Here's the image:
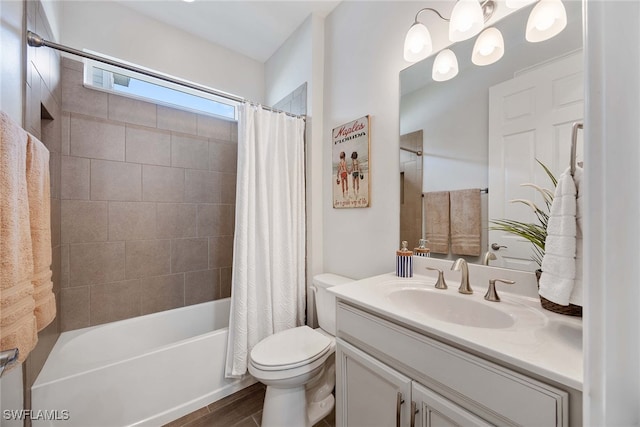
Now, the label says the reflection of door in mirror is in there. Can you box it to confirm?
[400,130,423,248]
[489,51,583,272]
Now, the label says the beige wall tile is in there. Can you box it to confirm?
[156,203,197,238]
[209,235,234,269]
[70,115,125,161]
[50,197,61,247]
[108,202,156,241]
[60,287,90,331]
[49,151,61,199]
[125,126,171,166]
[61,155,89,200]
[51,245,61,294]
[185,270,218,305]
[197,204,234,237]
[142,165,184,202]
[91,159,142,201]
[140,274,185,314]
[61,200,108,243]
[69,242,125,286]
[62,68,108,118]
[61,244,69,288]
[185,170,221,203]
[220,173,237,204]
[220,267,232,298]
[196,115,232,141]
[209,140,237,173]
[157,105,196,134]
[90,279,141,325]
[125,239,171,279]
[171,134,209,170]
[171,238,209,273]
[108,95,157,128]
[61,112,70,155]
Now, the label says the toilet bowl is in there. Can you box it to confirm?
[248,274,353,427]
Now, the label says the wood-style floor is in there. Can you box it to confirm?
[163,383,336,427]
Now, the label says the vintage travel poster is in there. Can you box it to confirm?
[332,115,370,208]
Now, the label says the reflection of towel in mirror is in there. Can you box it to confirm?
[424,191,450,254]
[450,189,481,256]
[539,167,583,306]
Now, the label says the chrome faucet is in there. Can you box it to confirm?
[484,278,516,302]
[482,251,497,266]
[451,258,472,294]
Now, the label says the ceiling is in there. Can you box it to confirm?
[115,0,341,63]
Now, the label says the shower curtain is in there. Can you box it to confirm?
[225,104,306,378]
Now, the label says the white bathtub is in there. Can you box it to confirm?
[31,299,255,427]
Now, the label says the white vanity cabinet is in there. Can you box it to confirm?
[335,301,571,427]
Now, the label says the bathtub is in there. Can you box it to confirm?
[31,299,255,427]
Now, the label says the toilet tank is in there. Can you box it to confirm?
[313,273,353,335]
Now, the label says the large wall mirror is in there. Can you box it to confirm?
[400,1,583,271]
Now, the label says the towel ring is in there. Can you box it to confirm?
[570,122,583,177]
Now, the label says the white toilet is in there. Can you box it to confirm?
[248,273,353,427]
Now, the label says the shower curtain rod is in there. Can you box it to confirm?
[26,31,306,120]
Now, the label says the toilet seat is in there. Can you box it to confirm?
[250,326,332,371]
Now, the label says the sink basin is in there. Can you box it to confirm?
[386,288,515,329]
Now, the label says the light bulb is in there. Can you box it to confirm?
[404,22,433,62]
[526,0,567,42]
[432,49,459,82]
[449,0,484,42]
[472,27,504,66]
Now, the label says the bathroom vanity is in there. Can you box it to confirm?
[329,272,582,427]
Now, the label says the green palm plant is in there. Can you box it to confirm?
[490,160,557,267]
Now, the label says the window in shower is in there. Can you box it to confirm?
[83,51,238,120]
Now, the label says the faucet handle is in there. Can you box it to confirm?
[484,278,515,302]
[425,267,448,290]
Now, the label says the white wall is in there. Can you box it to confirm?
[265,14,325,325]
[323,1,425,279]
[0,0,24,124]
[60,1,265,103]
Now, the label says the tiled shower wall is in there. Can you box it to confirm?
[59,58,238,331]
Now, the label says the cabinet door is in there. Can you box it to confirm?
[412,382,492,427]
[336,339,412,427]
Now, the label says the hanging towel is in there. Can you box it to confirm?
[424,191,450,254]
[539,167,580,306]
[450,188,481,256]
[0,112,37,365]
[26,134,56,330]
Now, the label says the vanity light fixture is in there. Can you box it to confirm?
[404,0,568,82]
[525,0,567,42]
[472,27,504,66]
[432,49,459,81]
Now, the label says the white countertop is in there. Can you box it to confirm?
[329,272,583,391]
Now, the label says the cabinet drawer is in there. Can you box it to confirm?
[337,302,568,426]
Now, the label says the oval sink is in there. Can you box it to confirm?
[386,288,515,329]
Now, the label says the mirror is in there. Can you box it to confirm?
[399,1,582,268]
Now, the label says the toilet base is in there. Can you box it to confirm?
[308,394,335,426]
[261,384,309,427]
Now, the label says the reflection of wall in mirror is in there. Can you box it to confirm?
[399,0,582,266]
[400,130,423,248]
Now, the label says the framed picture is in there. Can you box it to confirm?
[332,115,370,208]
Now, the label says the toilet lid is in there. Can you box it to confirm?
[250,326,332,371]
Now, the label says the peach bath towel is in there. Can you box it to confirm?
[27,134,56,330]
[0,112,37,365]
[450,189,481,256]
[424,191,450,254]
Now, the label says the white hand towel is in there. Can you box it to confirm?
[569,166,583,305]
[539,167,580,306]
